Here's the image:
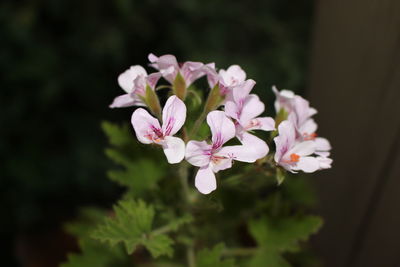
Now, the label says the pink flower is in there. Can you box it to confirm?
[185,111,259,194]
[110,65,161,108]
[148,53,214,88]
[224,80,275,160]
[274,120,321,173]
[272,86,317,120]
[208,65,247,95]
[131,95,186,164]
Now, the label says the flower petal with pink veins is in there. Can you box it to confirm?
[185,141,212,167]
[274,120,296,162]
[162,136,185,164]
[232,79,256,105]
[218,143,264,163]
[239,94,265,125]
[207,111,235,148]
[195,166,217,194]
[162,96,186,136]
[224,101,239,121]
[131,108,161,144]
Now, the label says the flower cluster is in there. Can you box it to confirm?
[110,54,332,194]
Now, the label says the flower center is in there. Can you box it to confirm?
[145,125,164,143]
[290,153,300,163]
[245,119,260,130]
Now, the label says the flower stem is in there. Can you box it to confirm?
[177,162,196,267]
[189,110,207,138]
[178,162,191,205]
[187,245,196,267]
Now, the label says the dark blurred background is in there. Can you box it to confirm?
[2,0,400,266]
[0,1,313,266]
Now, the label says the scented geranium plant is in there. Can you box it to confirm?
[62,54,332,267]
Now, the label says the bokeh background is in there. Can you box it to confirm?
[1,1,313,265]
[2,0,400,266]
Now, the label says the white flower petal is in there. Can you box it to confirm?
[162,136,185,164]
[162,96,187,136]
[185,141,212,167]
[195,166,217,194]
[131,108,161,144]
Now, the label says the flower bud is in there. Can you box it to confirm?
[144,85,161,118]
[204,84,224,113]
[173,72,187,100]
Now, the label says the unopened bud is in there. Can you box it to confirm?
[173,72,187,100]
[204,84,224,113]
[144,85,161,118]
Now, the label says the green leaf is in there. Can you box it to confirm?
[142,234,174,258]
[62,207,129,267]
[247,250,291,267]
[101,121,133,147]
[249,216,323,252]
[92,199,191,258]
[246,216,323,267]
[196,243,236,267]
[64,207,107,238]
[92,199,154,254]
[61,239,128,267]
[107,159,163,196]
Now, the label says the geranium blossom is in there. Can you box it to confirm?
[131,95,186,164]
[185,111,259,194]
[224,80,275,160]
[273,86,332,170]
[148,53,214,88]
[274,120,320,173]
[207,65,247,95]
[110,65,161,108]
[272,86,317,119]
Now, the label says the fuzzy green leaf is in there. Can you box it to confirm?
[101,121,133,147]
[107,159,163,196]
[62,207,129,267]
[246,216,323,267]
[196,243,236,267]
[249,216,323,252]
[247,250,290,267]
[61,239,128,267]
[92,199,191,258]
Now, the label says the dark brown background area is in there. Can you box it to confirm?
[309,0,400,266]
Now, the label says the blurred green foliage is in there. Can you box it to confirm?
[62,122,322,266]
[0,0,312,265]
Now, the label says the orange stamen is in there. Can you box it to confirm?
[290,153,300,163]
[303,132,318,140]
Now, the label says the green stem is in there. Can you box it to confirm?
[178,162,190,205]
[189,110,207,138]
[187,245,196,267]
[177,162,196,267]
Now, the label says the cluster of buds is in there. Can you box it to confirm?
[110,54,332,194]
